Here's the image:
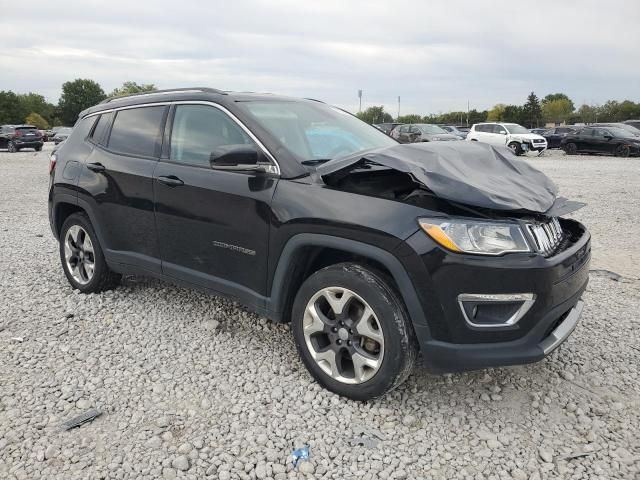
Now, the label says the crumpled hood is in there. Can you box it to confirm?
[317,141,583,215]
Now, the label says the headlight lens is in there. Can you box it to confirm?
[419,219,531,255]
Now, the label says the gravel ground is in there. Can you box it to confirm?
[0,145,638,480]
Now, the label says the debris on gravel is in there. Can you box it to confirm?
[0,146,638,479]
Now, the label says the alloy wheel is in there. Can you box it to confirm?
[7,142,16,153]
[302,287,384,384]
[64,225,96,285]
[615,144,630,157]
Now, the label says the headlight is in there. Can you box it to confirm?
[433,137,441,141]
[419,219,531,255]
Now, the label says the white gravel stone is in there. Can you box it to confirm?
[171,455,190,471]
[0,146,638,479]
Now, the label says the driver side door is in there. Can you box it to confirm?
[153,103,278,304]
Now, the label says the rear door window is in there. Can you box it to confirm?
[91,112,114,145]
[107,106,166,157]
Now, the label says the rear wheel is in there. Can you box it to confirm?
[7,141,16,153]
[292,263,417,400]
[59,213,121,293]
[564,142,577,155]
[614,144,630,157]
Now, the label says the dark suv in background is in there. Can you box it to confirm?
[0,124,43,152]
[49,88,590,400]
[561,126,640,157]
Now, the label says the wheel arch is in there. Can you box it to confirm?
[268,234,432,343]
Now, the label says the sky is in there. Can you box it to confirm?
[1,0,639,116]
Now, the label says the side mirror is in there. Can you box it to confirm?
[210,145,265,171]
[499,131,507,135]
[604,135,613,140]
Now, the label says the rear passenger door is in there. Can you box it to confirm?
[77,105,168,274]
[153,103,278,305]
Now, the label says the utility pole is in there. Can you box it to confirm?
[397,96,401,120]
[358,90,362,113]
[466,100,470,126]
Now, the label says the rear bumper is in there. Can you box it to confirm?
[14,140,43,148]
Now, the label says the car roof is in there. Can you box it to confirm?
[79,87,322,119]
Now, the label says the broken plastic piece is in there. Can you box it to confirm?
[291,445,310,467]
[61,409,102,431]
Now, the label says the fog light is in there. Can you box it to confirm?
[457,293,535,328]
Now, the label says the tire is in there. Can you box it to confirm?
[59,213,121,293]
[564,142,577,155]
[507,142,522,155]
[614,144,630,158]
[35,145,42,152]
[291,263,418,401]
[7,141,16,153]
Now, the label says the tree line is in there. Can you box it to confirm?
[2,80,638,130]
[0,80,156,129]
[356,92,640,128]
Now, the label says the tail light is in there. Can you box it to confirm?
[49,153,57,174]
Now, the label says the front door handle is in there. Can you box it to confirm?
[87,162,105,172]
[157,175,184,187]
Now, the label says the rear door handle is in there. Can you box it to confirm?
[157,175,184,187]
[87,162,105,172]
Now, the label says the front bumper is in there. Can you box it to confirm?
[400,218,590,372]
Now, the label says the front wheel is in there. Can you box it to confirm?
[7,141,16,153]
[59,213,121,293]
[35,145,42,152]
[507,142,523,155]
[291,263,418,400]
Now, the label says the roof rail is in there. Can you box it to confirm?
[100,87,226,104]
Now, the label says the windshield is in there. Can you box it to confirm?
[417,124,447,134]
[240,101,397,163]
[504,124,530,134]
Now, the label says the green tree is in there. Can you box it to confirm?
[25,112,49,129]
[18,93,55,124]
[502,105,526,124]
[0,91,25,124]
[543,93,575,112]
[57,79,106,125]
[487,104,506,121]
[355,106,393,124]
[523,92,542,128]
[542,99,574,125]
[396,114,423,124]
[109,81,157,98]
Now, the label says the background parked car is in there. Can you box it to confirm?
[529,128,548,135]
[561,126,640,157]
[623,119,640,131]
[466,122,547,155]
[592,123,640,137]
[0,124,44,152]
[390,124,459,143]
[373,122,403,135]
[52,127,73,145]
[543,126,581,149]
[440,125,468,139]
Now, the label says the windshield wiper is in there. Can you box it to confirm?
[301,159,332,166]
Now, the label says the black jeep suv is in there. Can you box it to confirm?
[49,88,590,400]
[0,124,44,152]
